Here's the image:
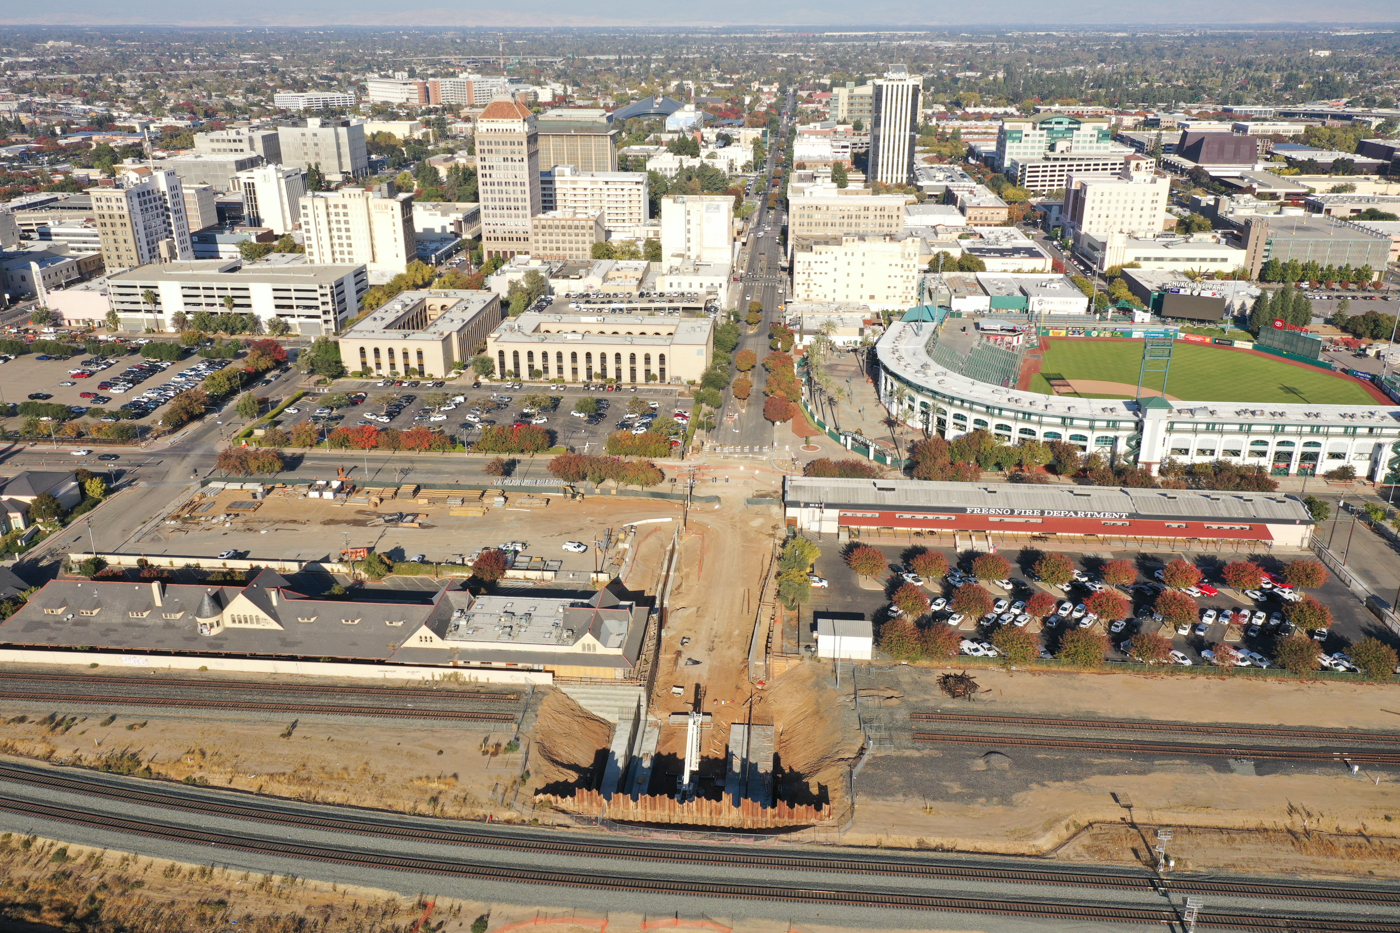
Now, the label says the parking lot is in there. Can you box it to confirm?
[0,347,259,435]
[807,541,1379,670]
[320,379,693,452]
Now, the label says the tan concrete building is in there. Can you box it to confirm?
[487,311,712,384]
[300,185,414,277]
[529,209,605,260]
[89,168,194,272]
[182,184,219,233]
[338,289,504,378]
[788,184,909,248]
[792,235,922,313]
[477,98,541,259]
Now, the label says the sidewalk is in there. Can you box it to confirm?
[806,349,923,461]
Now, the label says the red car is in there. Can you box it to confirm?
[1197,583,1219,597]
[79,392,96,399]
[72,371,92,378]
[1263,572,1293,590]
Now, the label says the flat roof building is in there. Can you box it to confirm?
[784,476,1315,548]
[105,259,365,335]
[338,289,504,378]
[486,310,712,384]
[529,209,605,261]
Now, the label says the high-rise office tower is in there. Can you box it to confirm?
[869,67,922,186]
[476,98,541,259]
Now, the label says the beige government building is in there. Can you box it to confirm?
[486,312,712,384]
[338,290,504,378]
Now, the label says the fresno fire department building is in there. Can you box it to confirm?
[784,477,1315,550]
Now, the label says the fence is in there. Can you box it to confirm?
[1311,524,1400,637]
[798,398,906,470]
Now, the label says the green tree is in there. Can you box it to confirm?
[830,162,848,188]
[359,551,392,581]
[1248,289,1273,335]
[591,241,616,260]
[1302,495,1331,524]
[1349,637,1399,680]
[1057,628,1109,668]
[991,626,1039,667]
[83,476,107,500]
[643,238,662,262]
[573,396,601,416]
[300,337,345,379]
[471,355,495,378]
[236,392,261,419]
[1272,632,1320,675]
[1034,552,1074,588]
[28,492,63,522]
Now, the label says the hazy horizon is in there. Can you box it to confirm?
[2,1,1399,29]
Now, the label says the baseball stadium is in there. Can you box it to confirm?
[876,306,1400,480]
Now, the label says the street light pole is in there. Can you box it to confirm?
[1343,510,1360,566]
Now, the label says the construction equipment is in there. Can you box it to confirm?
[562,484,585,501]
[340,547,369,561]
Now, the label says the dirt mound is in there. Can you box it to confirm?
[766,662,864,805]
[529,690,614,795]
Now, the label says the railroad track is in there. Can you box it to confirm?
[0,691,516,723]
[912,732,1400,765]
[911,712,1400,746]
[0,793,1396,930]
[0,671,519,703]
[1,763,1396,908]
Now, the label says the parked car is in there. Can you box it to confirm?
[1168,650,1193,666]
[901,572,924,586]
[808,575,829,588]
[562,541,589,553]
[217,549,239,559]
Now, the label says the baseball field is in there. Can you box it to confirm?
[1025,338,1383,406]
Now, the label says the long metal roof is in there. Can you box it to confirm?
[783,476,1312,524]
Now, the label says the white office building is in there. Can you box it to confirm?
[235,164,307,236]
[551,166,649,234]
[792,235,922,312]
[869,67,922,186]
[300,185,415,277]
[660,195,733,265]
[276,118,368,182]
[1063,158,1171,268]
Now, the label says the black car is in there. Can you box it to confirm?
[27,392,52,400]
[97,454,119,461]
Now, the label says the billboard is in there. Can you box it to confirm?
[1160,292,1227,323]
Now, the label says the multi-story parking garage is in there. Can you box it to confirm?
[875,309,1400,480]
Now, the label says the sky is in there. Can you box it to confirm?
[3,0,1399,28]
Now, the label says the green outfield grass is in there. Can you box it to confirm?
[1028,339,1380,406]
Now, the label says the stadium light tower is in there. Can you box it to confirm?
[1137,332,1176,400]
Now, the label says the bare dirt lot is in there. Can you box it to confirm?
[0,706,524,820]
[646,503,789,794]
[129,484,693,574]
[843,664,1400,876]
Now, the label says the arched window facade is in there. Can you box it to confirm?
[658,353,666,383]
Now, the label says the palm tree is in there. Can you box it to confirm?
[141,288,158,332]
[222,295,236,314]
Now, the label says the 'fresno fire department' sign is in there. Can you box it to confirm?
[966,507,1131,519]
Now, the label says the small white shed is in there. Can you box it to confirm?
[814,615,873,661]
